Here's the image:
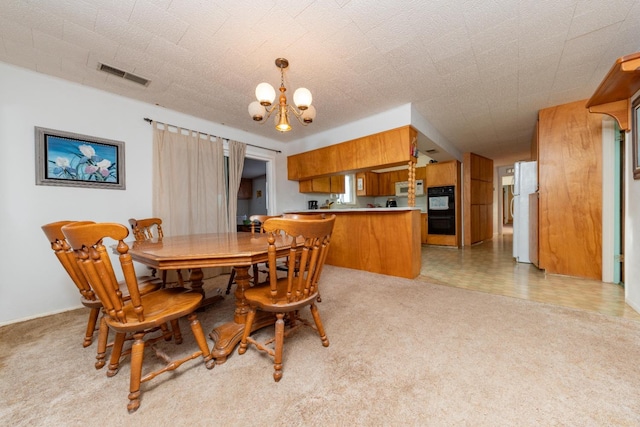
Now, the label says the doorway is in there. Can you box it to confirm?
[236,158,268,223]
[502,176,514,225]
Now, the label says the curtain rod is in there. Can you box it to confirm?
[143,117,282,154]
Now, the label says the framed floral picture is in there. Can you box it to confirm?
[35,127,125,190]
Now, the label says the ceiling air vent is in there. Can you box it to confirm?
[426,149,438,154]
[98,63,150,87]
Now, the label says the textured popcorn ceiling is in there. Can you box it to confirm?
[1,0,639,166]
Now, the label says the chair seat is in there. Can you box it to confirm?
[104,288,203,333]
[244,279,318,312]
[135,276,164,292]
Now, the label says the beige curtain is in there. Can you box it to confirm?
[152,123,229,235]
[227,140,246,233]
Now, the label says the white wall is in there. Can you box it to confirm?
[0,62,287,324]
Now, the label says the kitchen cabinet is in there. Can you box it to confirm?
[355,126,417,171]
[355,172,379,196]
[330,175,345,193]
[421,213,428,244]
[299,175,345,194]
[288,208,421,279]
[238,178,252,199]
[377,169,409,196]
[287,125,416,181]
[463,153,493,246]
[425,160,458,187]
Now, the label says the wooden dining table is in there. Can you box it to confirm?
[127,231,294,364]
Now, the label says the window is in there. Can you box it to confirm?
[337,173,356,205]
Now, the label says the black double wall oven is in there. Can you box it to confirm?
[427,186,456,235]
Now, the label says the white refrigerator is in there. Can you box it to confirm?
[511,161,537,263]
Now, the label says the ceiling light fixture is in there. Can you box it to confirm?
[248,58,316,132]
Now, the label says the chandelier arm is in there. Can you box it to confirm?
[287,105,310,126]
[254,105,277,124]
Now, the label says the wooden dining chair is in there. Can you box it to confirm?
[225,214,281,294]
[238,214,336,381]
[42,220,165,369]
[62,222,214,412]
[281,213,327,302]
[128,217,185,287]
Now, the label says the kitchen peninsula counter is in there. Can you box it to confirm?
[287,207,421,279]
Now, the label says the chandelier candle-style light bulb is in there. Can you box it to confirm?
[248,57,316,132]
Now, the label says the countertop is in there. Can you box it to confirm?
[287,207,422,213]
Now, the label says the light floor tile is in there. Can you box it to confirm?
[420,230,640,321]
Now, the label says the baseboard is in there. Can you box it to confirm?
[0,305,82,327]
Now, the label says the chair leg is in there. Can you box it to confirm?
[225,269,236,295]
[84,308,100,347]
[238,308,257,355]
[176,270,185,287]
[107,332,126,377]
[252,264,259,286]
[169,319,183,344]
[309,303,329,347]
[273,312,285,382]
[95,314,109,369]
[187,313,215,369]
[161,270,168,287]
[127,332,145,413]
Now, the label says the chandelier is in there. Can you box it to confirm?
[248,58,316,132]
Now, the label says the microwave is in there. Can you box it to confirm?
[395,180,424,197]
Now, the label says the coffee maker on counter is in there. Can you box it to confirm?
[308,200,318,210]
[386,198,397,207]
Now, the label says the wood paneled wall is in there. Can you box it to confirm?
[538,99,602,280]
[463,153,493,246]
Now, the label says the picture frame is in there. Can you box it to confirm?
[35,126,125,190]
[633,96,640,180]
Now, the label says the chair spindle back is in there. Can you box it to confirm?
[63,222,146,324]
[263,215,335,304]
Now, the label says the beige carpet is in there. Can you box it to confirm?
[2,266,640,426]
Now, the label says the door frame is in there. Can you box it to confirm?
[602,117,624,284]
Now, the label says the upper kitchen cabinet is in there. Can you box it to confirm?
[356,126,417,171]
[299,175,345,194]
[377,169,409,196]
[425,160,459,187]
[287,125,417,181]
[355,171,379,197]
[288,140,356,180]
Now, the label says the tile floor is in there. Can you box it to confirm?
[420,227,640,321]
